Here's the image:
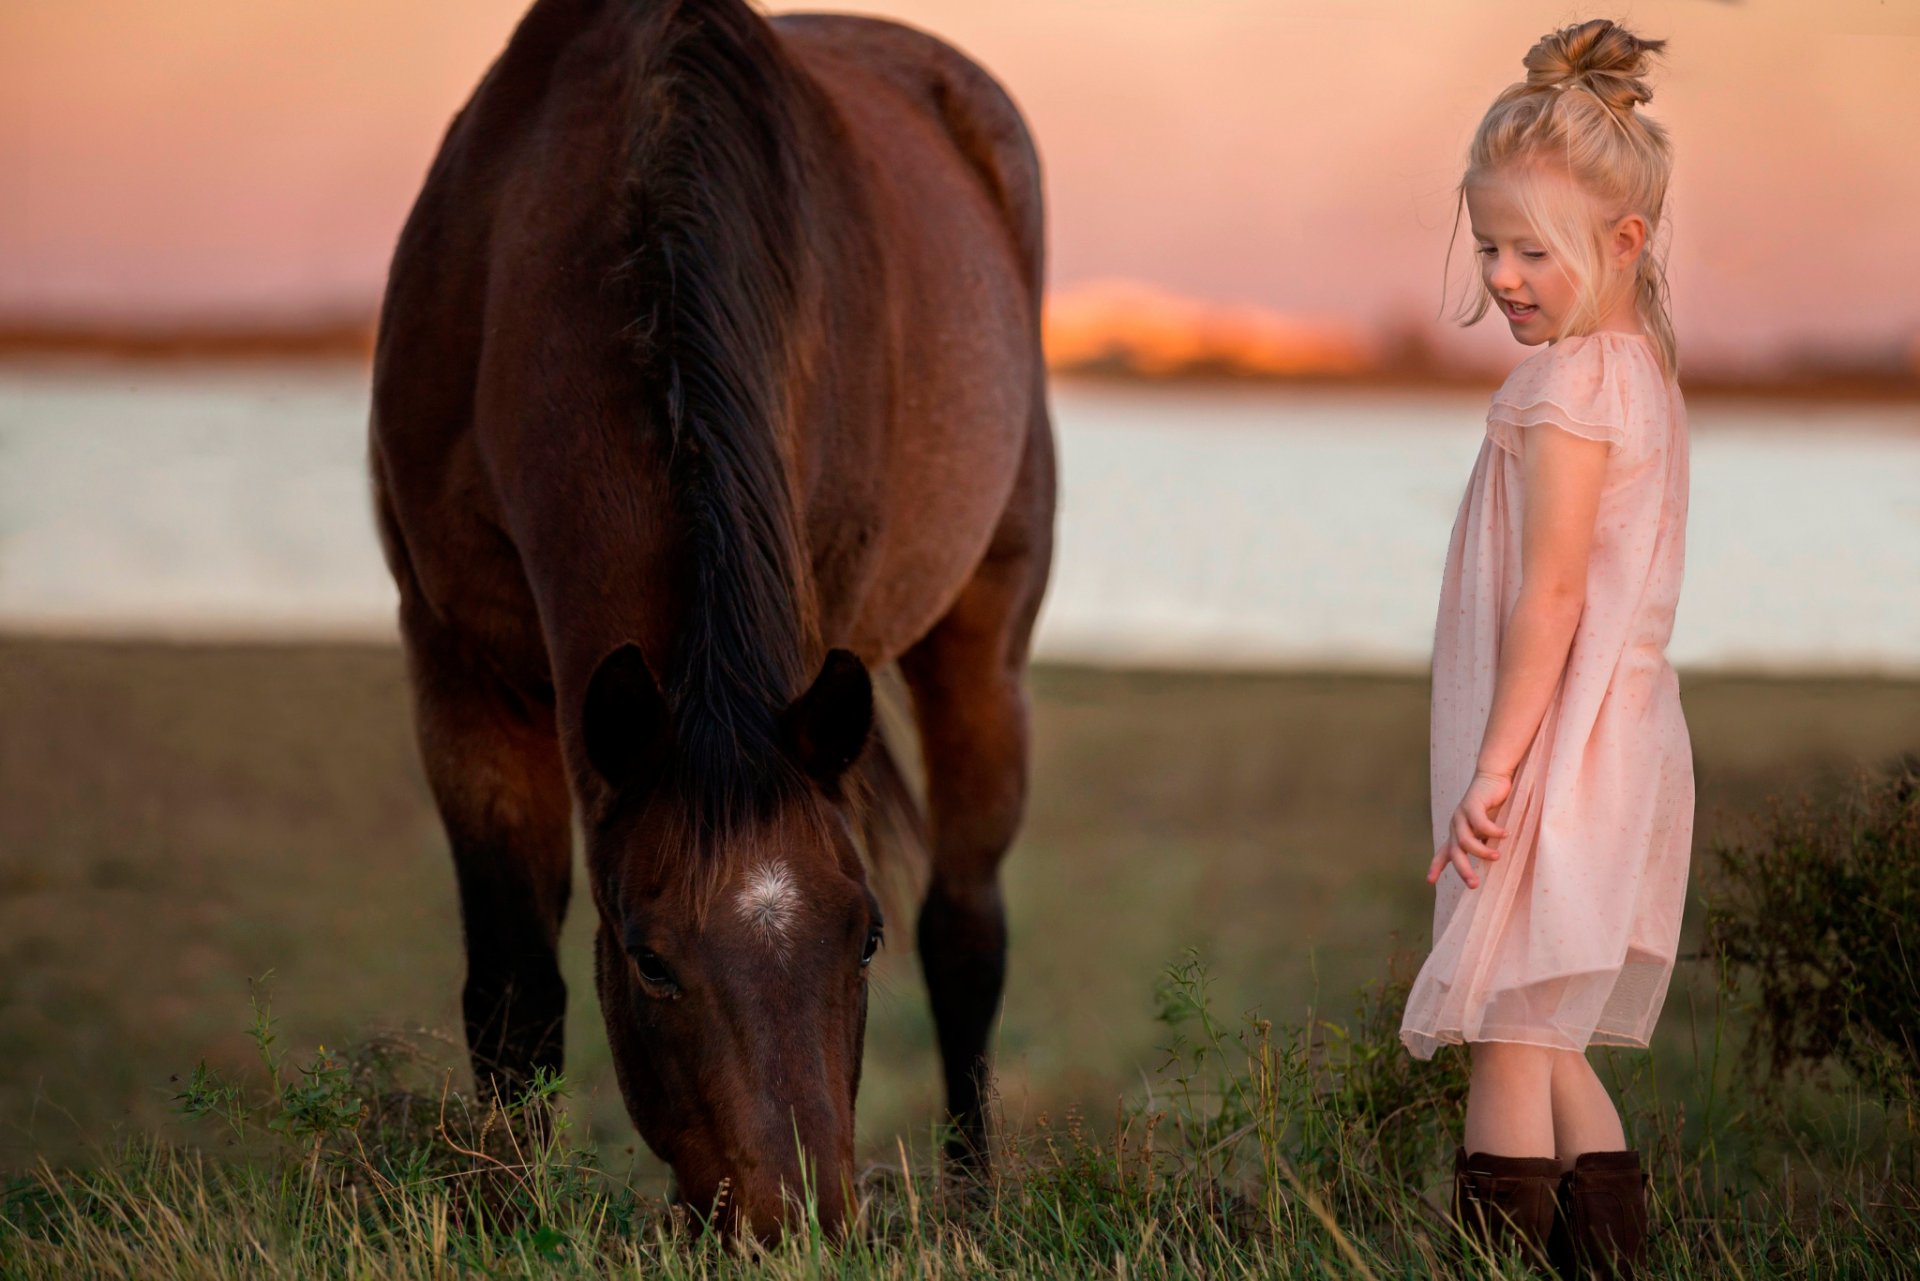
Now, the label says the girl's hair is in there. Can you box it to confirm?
[1449,19,1679,379]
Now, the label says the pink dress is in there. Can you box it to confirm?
[1400,331,1694,1060]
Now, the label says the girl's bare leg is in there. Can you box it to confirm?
[1549,1049,1627,1160]
[1463,1041,1557,1156]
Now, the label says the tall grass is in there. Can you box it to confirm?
[5,765,1918,1278]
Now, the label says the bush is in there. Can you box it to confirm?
[1708,755,1920,1099]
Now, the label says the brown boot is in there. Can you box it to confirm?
[1452,1147,1560,1269]
[1550,1150,1648,1280]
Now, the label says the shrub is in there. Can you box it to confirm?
[1708,755,1920,1100]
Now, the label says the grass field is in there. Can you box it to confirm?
[2,638,1917,1275]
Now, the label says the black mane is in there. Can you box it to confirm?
[616,0,818,851]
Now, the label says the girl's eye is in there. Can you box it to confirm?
[1476,246,1497,256]
[1522,250,1548,261]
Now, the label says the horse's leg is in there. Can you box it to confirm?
[898,414,1054,1172]
[401,603,573,1116]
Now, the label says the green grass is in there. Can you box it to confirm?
[6,642,1917,1175]
[2,948,1915,1278]
[3,641,1919,1274]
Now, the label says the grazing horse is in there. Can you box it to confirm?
[369,0,1052,1237]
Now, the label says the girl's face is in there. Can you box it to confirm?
[1465,165,1648,346]
[1465,168,1578,345]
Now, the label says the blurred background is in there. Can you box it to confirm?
[3,0,1917,1183]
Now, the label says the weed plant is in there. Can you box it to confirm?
[1709,755,1920,1102]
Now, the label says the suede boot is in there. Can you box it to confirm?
[1549,1149,1648,1280]
[1452,1147,1561,1269]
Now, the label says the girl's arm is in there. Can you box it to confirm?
[1480,426,1610,775]
[1428,425,1610,889]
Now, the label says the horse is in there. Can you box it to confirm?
[368,0,1052,1237]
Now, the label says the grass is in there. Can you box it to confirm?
[7,641,1919,1175]
[3,640,1919,1274]
[2,940,1915,1278]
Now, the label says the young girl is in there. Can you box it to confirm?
[1398,19,1691,1277]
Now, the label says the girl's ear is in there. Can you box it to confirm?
[1611,213,1649,269]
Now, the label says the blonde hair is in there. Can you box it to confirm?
[1448,19,1679,379]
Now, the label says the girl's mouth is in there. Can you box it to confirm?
[1500,299,1539,322]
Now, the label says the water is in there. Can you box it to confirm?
[3,361,1916,673]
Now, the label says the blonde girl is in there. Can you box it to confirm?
[1399,19,1692,1277]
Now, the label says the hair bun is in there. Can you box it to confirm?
[1524,18,1665,112]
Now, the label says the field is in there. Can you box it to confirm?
[3,638,1917,1274]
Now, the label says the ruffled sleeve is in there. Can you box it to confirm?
[1486,333,1636,457]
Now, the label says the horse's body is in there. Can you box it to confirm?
[370,0,1052,1235]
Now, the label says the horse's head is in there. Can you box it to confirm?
[577,642,881,1238]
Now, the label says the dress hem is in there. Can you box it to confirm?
[1399,1025,1655,1062]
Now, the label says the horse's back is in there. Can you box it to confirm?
[774,14,1044,297]
[774,14,1052,657]
[375,3,1051,680]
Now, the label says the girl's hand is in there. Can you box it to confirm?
[1426,770,1513,889]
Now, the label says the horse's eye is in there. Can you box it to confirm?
[860,926,883,967]
[630,948,678,993]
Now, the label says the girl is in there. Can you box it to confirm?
[1398,19,1692,1277]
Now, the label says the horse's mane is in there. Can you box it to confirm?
[616,0,821,864]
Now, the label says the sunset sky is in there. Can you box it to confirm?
[4,0,1917,372]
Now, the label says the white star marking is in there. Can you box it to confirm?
[736,862,798,947]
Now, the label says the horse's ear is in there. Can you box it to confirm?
[780,648,873,784]
[582,643,671,788]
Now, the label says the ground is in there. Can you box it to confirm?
[3,637,1915,1184]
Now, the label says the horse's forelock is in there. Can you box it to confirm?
[642,772,843,929]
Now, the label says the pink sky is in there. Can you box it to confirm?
[5,0,1917,371]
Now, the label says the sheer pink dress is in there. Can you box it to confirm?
[1400,330,1694,1060]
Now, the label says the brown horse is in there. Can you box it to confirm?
[369,0,1052,1237]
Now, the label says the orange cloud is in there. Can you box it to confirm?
[1045,280,1373,380]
